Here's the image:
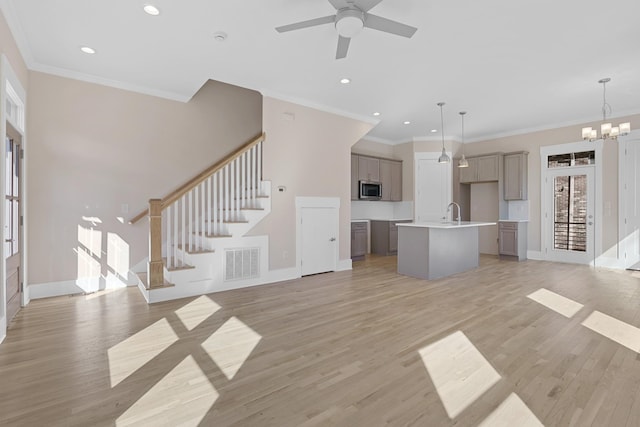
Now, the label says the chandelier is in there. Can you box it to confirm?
[582,78,630,141]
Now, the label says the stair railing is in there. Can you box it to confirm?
[130,132,265,288]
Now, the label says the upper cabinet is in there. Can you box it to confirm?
[503,152,528,200]
[358,156,380,182]
[459,154,502,183]
[380,159,402,201]
[351,154,402,201]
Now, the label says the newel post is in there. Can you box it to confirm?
[147,199,164,288]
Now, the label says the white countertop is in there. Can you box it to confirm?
[397,221,496,229]
[498,219,529,222]
[351,218,413,222]
[351,219,370,223]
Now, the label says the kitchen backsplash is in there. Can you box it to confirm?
[351,201,414,220]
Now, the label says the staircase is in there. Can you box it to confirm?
[130,133,271,303]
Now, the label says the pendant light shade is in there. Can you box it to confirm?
[581,78,631,141]
[437,102,450,164]
[458,111,469,168]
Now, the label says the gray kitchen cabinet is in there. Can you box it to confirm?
[351,154,359,200]
[351,221,367,260]
[504,152,528,200]
[358,156,380,182]
[459,154,501,183]
[498,221,527,261]
[380,159,403,201]
[371,220,412,255]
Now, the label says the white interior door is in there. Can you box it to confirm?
[301,207,338,276]
[545,166,595,264]
[621,137,640,268]
[415,153,452,222]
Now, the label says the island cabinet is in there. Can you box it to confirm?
[351,221,368,261]
[503,152,528,200]
[371,220,412,255]
[459,154,502,183]
[379,159,402,201]
[498,221,527,261]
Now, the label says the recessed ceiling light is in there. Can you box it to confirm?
[373,112,381,116]
[213,32,227,42]
[340,78,351,84]
[431,129,438,133]
[403,121,411,125]
[80,46,96,54]
[143,4,160,15]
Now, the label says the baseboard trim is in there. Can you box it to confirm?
[29,280,86,300]
[337,259,352,272]
[0,316,6,344]
[527,250,544,261]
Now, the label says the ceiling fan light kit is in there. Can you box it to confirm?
[275,0,417,59]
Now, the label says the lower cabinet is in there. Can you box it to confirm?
[371,220,412,256]
[498,221,527,261]
[351,222,367,260]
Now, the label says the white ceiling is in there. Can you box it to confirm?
[2,0,640,144]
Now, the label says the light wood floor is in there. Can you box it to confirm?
[2,256,640,426]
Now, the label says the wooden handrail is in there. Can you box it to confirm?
[129,132,265,224]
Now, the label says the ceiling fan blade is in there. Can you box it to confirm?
[336,36,351,59]
[276,15,335,33]
[328,0,349,10]
[354,0,384,12]
[364,14,417,38]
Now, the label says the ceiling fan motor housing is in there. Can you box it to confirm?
[335,7,365,38]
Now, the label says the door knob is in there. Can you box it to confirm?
[329,237,336,242]
[588,222,593,225]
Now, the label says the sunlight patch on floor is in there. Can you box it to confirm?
[419,330,501,419]
[108,318,179,387]
[478,393,543,427]
[201,316,261,380]
[527,288,584,318]
[175,295,221,331]
[582,311,640,353]
[116,355,218,427]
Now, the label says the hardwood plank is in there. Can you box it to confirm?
[1,255,640,426]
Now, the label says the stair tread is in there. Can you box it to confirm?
[136,272,175,290]
[176,245,215,254]
[162,258,195,271]
[193,232,233,238]
[220,207,265,211]
[206,219,249,224]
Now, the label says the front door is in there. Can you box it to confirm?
[300,207,338,276]
[5,135,21,322]
[546,166,595,264]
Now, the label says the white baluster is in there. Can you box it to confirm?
[242,151,247,208]
[195,186,200,250]
[188,190,193,252]
[213,173,218,236]
[231,159,235,223]
[173,202,178,265]
[258,141,262,195]
[181,195,185,265]
[207,177,212,240]
[225,165,230,224]
[201,182,205,243]
[166,206,172,268]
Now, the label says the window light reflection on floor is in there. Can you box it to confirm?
[116,355,218,427]
[419,330,501,419]
[175,295,221,331]
[582,311,640,353]
[478,393,543,427]
[527,288,584,318]
[201,316,262,380]
[108,318,179,387]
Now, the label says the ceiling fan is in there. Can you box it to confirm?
[275,0,418,59]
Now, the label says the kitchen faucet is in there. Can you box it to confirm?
[447,202,461,225]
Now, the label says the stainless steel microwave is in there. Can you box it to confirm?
[359,181,382,199]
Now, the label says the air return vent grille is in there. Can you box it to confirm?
[224,248,259,281]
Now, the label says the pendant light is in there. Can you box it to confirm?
[581,77,631,141]
[437,102,450,164]
[458,111,469,168]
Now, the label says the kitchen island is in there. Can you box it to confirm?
[397,221,496,280]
